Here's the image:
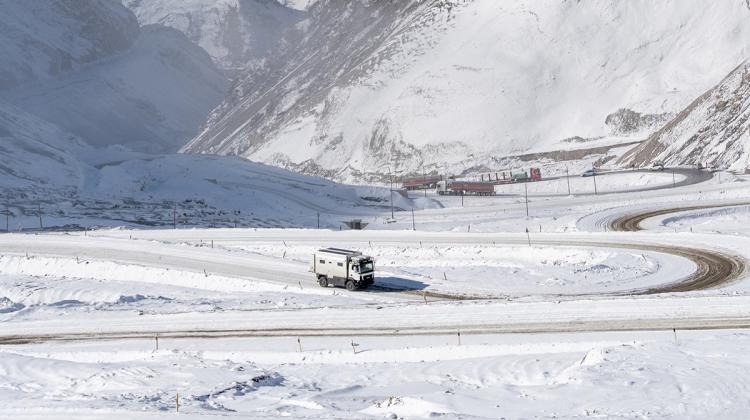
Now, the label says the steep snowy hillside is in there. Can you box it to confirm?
[0,0,138,90]
[0,100,90,190]
[277,0,317,11]
[184,0,750,181]
[122,0,303,72]
[2,24,228,153]
[0,100,416,230]
[621,62,750,171]
[0,0,229,153]
[0,98,415,229]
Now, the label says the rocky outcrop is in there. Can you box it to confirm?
[605,109,672,136]
[620,62,750,170]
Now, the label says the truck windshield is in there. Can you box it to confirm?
[359,261,374,273]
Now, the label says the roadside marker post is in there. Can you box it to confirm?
[525,227,531,247]
[524,183,529,217]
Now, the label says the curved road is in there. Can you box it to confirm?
[1,195,749,344]
[522,168,713,198]
[608,203,748,292]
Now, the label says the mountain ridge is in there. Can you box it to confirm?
[182,0,750,180]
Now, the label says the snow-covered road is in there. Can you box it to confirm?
[4,170,750,418]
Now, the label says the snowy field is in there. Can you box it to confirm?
[4,329,750,418]
[4,170,750,418]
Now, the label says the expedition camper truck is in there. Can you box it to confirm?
[311,248,375,291]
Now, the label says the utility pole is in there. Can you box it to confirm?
[317,212,320,229]
[389,168,394,220]
[592,166,598,195]
[565,166,571,196]
[524,182,529,217]
[5,206,8,233]
[672,168,676,186]
[37,203,43,229]
[424,169,428,198]
[411,208,416,231]
[461,191,464,207]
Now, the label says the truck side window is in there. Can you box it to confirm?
[337,262,343,267]
[319,260,325,264]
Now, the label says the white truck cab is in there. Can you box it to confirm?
[311,248,375,291]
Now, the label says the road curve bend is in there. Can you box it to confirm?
[609,203,747,292]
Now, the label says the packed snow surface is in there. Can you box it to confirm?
[643,205,750,235]
[3,170,750,418]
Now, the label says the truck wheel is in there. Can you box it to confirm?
[318,276,328,287]
[345,280,357,291]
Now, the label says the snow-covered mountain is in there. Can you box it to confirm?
[276,0,317,11]
[0,0,425,229]
[122,0,304,73]
[0,0,228,153]
[2,25,228,153]
[183,0,750,180]
[620,61,750,171]
[0,0,139,90]
[0,100,90,191]
[0,95,418,229]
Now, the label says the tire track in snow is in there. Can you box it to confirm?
[5,316,750,345]
[609,203,749,292]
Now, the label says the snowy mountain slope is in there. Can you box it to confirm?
[2,24,228,153]
[122,0,304,72]
[183,0,457,178]
[276,0,317,11]
[0,103,415,229]
[620,61,750,171]
[0,0,139,90]
[0,102,415,229]
[0,100,90,190]
[183,0,750,181]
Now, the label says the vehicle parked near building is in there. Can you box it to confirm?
[311,248,375,291]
